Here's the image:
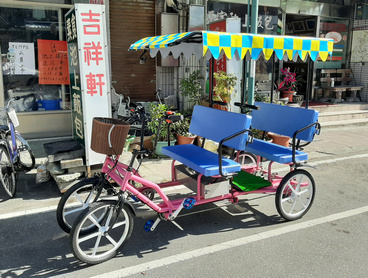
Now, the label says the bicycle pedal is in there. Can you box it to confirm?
[129,194,140,202]
[144,220,154,232]
[183,197,196,209]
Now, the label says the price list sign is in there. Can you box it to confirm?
[38,40,70,85]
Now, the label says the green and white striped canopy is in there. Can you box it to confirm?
[129,31,333,62]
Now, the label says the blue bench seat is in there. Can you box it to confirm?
[243,138,308,164]
[243,101,320,165]
[162,144,241,176]
[162,105,252,177]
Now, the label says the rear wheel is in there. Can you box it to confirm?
[70,201,134,264]
[276,169,315,221]
[56,178,116,234]
[0,144,16,198]
[234,151,257,166]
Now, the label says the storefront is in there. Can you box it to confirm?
[0,0,74,138]
[206,0,353,100]
[0,0,356,139]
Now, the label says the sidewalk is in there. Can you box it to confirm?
[1,124,368,215]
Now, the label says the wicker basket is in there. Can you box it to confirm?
[91,117,130,155]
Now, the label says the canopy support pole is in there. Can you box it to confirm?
[209,57,215,108]
[270,52,276,103]
[305,57,314,109]
[246,0,259,105]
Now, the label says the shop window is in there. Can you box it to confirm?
[1,6,71,112]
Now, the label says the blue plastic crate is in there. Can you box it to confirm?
[37,99,61,110]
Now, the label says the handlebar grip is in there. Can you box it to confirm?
[234,102,260,110]
[211,100,227,106]
[167,114,184,122]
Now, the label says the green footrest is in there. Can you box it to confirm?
[232,170,271,192]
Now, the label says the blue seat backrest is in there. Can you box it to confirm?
[189,105,252,150]
[252,102,319,142]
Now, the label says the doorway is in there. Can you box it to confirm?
[283,14,318,100]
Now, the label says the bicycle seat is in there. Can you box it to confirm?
[0,125,9,131]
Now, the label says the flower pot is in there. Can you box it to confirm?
[177,134,197,145]
[280,90,295,102]
[151,138,176,156]
[267,133,290,147]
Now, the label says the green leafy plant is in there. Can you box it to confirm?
[174,116,194,137]
[179,70,203,106]
[147,103,176,141]
[213,71,237,103]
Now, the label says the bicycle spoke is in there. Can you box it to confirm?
[105,234,118,247]
[78,231,101,243]
[92,234,103,256]
[64,206,85,216]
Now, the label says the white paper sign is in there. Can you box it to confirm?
[8,42,36,75]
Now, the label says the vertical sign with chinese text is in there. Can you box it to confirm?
[66,4,111,166]
[38,40,70,85]
[66,7,84,147]
[8,42,36,75]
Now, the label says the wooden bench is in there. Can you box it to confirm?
[318,69,363,103]
[243,102,320,165]
[161,105,252,177]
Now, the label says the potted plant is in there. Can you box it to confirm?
[277,67,300,102]
[147,103,176,156]
[174,116,196,145]
[179,70,203,109]
[213,70,237,110]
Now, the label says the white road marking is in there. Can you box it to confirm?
[89,205,368,278]
[0,205,58,220]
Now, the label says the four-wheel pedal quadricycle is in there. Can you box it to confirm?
[58,31,333,264]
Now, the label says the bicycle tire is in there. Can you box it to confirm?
[70,200,134,264]
[56,177,116,234]
[0,144,16,198]
[7,134,35,171]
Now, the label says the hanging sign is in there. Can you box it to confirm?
[38,40,70,85]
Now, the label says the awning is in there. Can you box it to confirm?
[129,31,334,62]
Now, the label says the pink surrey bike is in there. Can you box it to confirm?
[69,102,320,264]
[67,31,332,264]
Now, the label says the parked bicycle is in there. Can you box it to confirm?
[0,96,35,198]
[56,104,155,234]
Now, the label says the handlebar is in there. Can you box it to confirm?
[234,102,260,111]
[165,111,184,123]
[206,99,228,107]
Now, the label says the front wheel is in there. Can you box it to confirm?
[70,201,134,264]
[7,134,35,171]
[0,144,16,198]
[275,169,315,221]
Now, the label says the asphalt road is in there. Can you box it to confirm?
[1,126,368,278]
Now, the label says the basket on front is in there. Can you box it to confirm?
[91,117,130,155]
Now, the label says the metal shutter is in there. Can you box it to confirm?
[109,0,156,101]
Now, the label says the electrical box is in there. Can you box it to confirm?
[157,13,179,67]
[356,3,368,20]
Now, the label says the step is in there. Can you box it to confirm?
[321,118,368,128]
[319,110,368,122]
[309,102,368,113]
